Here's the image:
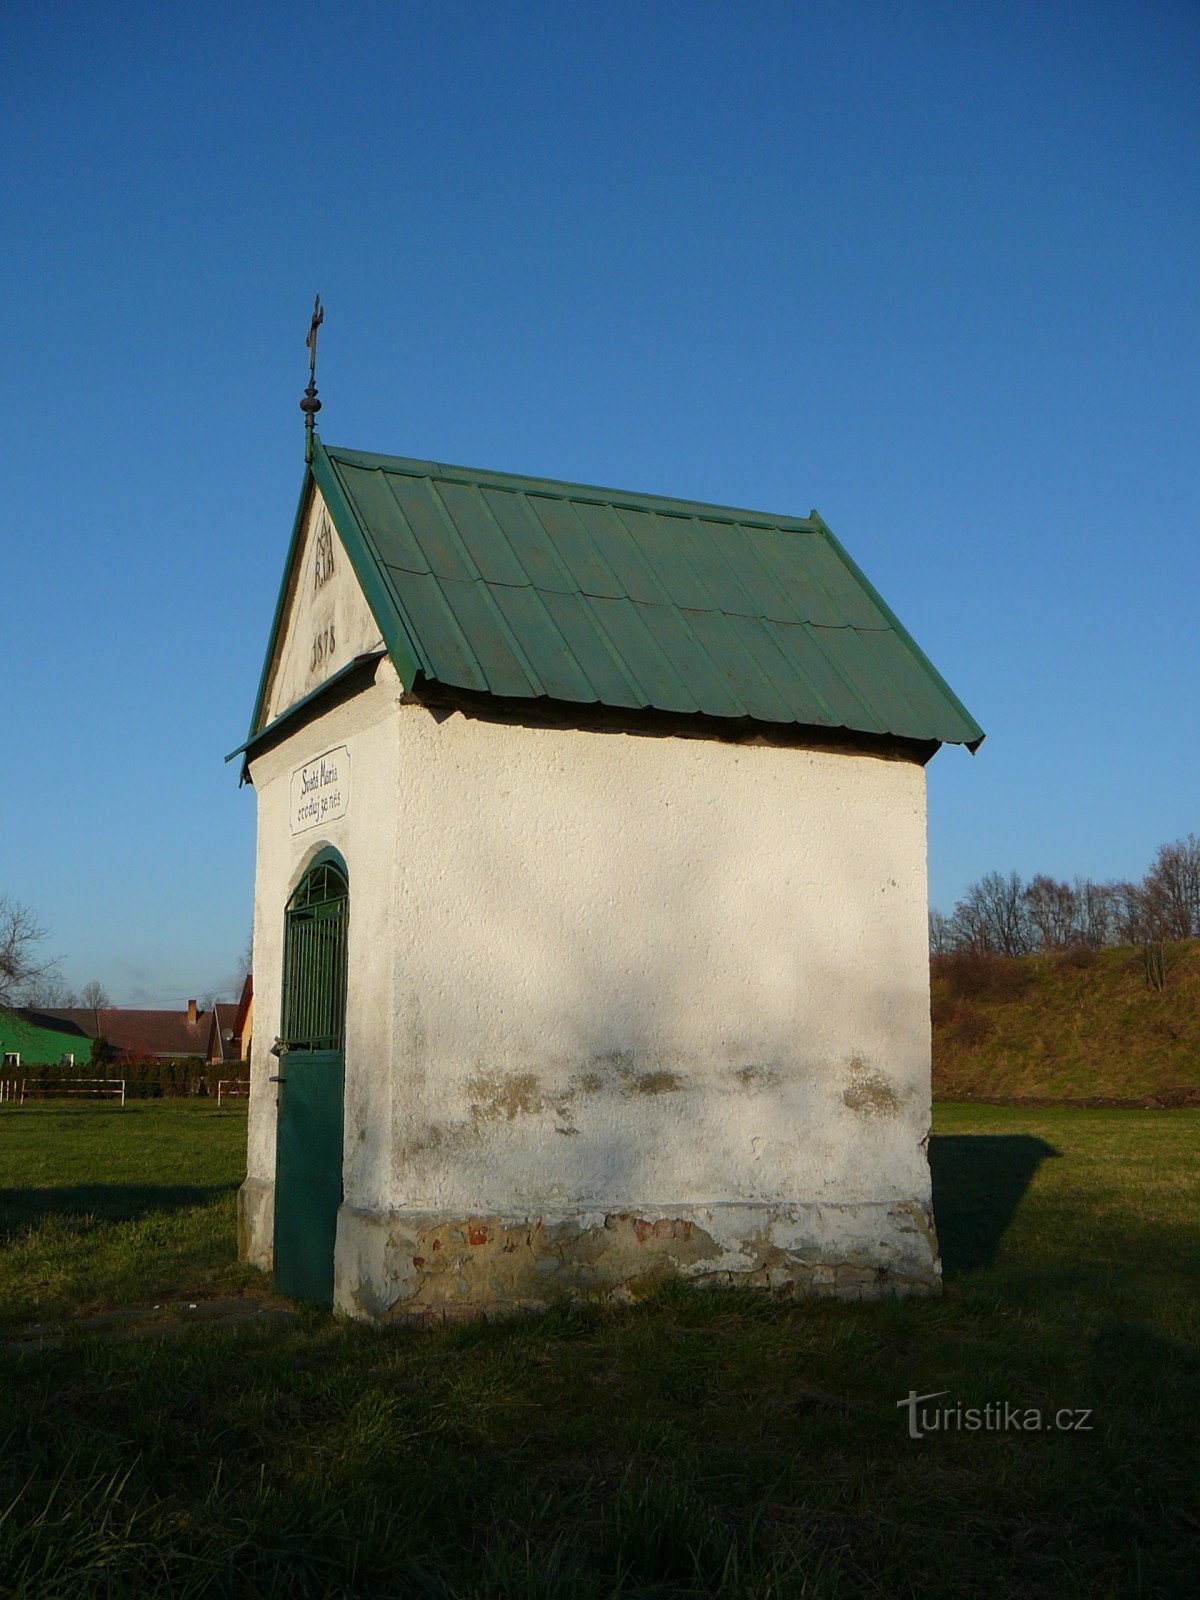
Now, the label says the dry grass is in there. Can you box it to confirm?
[932,939,1200,1101]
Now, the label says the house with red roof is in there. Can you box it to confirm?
[1,998,247,1066]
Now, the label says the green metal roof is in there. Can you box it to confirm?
[253,439,983,750]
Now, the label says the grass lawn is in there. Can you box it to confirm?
[0,1102,253,1329]
[0,1101,1196,1598]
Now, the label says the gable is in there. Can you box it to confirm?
[257,485,385,729]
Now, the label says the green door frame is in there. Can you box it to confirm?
[273,847,349,1307]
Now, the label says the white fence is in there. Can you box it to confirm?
[0,1077,126,1106]
[217,1079,251,1106]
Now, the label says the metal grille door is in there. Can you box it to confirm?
[281,862,349,1052]
[273,856,348,1307]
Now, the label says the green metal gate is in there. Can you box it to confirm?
[273,852,348,1307]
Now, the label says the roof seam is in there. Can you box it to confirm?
[328,563,897,631]
[478,482,592,597]
[486,579,605,706]
[581,593,702,715]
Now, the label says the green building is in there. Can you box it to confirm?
[0,1009,94,1070]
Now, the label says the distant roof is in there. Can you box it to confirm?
[250,440,983,751]
[101,1008,213,1058]
[28,1007,216,1059]
[205,1000,242,1064]
[22,1008,99,1039]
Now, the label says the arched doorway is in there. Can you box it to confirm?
[272,849,348,1306]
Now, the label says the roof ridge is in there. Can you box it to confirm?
[321,444,822,532]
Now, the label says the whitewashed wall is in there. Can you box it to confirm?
[240,673,941,1316]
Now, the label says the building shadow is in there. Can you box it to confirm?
[1089,1317,1200,1382]
[929,1135,1060,1278]
[0,1183,236,1239]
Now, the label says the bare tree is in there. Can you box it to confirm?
[1023,875,1079,951]
[1110,879,1145,945]
[0,897,63,1010]
[80,980,110,1009]
[22,975,79,1007]
[1140,835,1200,942]
[951,871,1034,956]
[933,839,1200,969]
[929,908,956,957]
[1075,877,1119,948]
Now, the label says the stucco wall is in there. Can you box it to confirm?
[384,707,932,1208]
[240,677,940,1314]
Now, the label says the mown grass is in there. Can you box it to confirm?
[0,1101,1197,1597]
[932,939,1200,1101]
[0,1103,252,1329]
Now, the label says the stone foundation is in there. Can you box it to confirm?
[332,1198,941,1322]
[237,1176,275,1272]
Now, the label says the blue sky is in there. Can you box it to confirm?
[3,2,1197,1003]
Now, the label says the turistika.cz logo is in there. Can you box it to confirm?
[898,1390,1094,1440]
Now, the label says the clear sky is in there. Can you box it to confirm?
[3,2,1197,1004]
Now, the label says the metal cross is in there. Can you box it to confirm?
[301,294,324,462]
[306,294,324,378]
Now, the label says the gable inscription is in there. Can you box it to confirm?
[313,513,336,590]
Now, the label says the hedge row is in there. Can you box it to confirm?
[7,1057,249,1099]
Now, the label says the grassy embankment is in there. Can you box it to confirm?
[1,1099,1197,1597]
[932,937,1200,1103]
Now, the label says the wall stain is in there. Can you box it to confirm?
[576,1054,684,1096]
[591,1050,635,1074]
[732,1064,779,1087]
[397,1123,445,1160]
[468,1070,544,1121]
[383,1211,721,1317]
[888,1198,940,1262]
[842,1056,901,1117]
[621,1067,682,1096]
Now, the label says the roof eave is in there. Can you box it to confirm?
[225,649,387,776]
[808,509,985,753]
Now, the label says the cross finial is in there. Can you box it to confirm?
[301,294,324,463]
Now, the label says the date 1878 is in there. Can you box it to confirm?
[310,622,336,674]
